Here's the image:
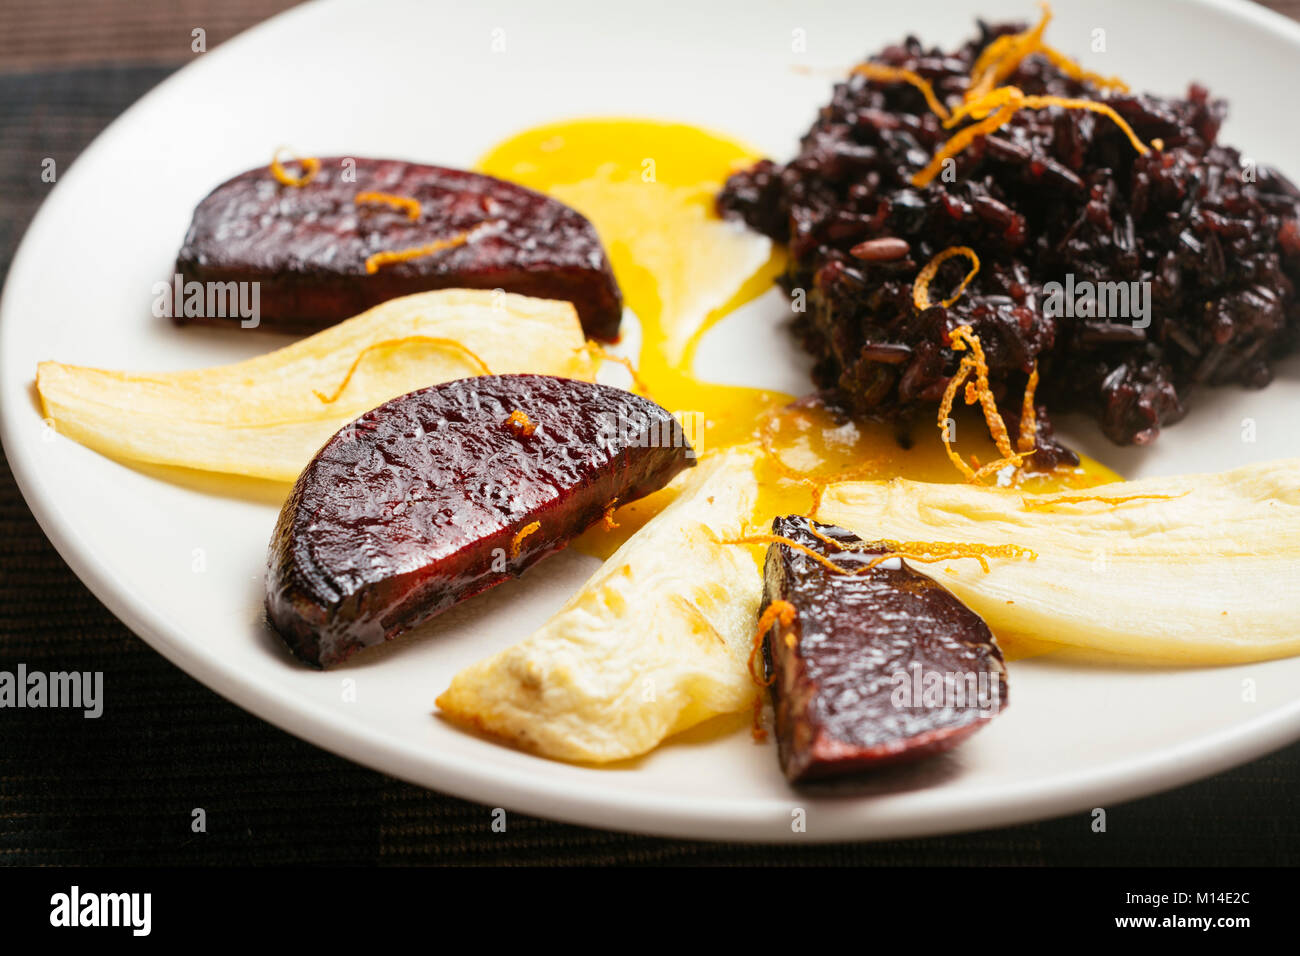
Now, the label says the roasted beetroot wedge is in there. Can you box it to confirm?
[267,374,693,666]
[175,158,623,340]
[761,515,1007,783]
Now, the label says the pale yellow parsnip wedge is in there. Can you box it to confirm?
[816,460,1300,665]
[436,447,763,763]
[36,289,595,481]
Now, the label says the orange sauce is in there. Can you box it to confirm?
[478,118,1118,659]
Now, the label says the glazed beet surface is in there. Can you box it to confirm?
[266,374,693,667]
[719,21,1300,448]
[176,158,623,340]
[762,516,1007,782]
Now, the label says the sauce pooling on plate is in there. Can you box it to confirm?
[479,118,786,451]
[477,118,1119,582]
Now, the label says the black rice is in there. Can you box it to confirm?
[717,19,1300,455]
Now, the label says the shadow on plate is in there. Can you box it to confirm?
[790,750,966,798]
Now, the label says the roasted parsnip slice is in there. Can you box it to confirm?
[436,447,763,763]
[36,290,594,481]
[817,460,1300,664]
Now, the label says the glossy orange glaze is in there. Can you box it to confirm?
[479,118,1119,657]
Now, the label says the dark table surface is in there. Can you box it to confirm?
[2,0,1298,866]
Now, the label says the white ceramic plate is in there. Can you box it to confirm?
[4,0,1300,842]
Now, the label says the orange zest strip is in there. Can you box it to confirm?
[864,541,1037,574]
[952,325,1017,461]
[365,230,472,275]
[354,191,422,220]
[805,484,828,519]
[755,439,830,516]
[916,86,1148,188]
[964,3,1127,100]
[1017,362,1040,455]
[787,465,881,519]
[749,600,796,688]
[799,523,1035,574]
[913,246,981,311]
[922,6,1136,188]
[509,521,540,558]
[582,342,655,398]
[804,523,851,553]
[1022,491,1188,511]
[313,336,493,404]
[724,532,1034,578]
[748,599,797,742]
[914,101,1020,187]
[757,409,882,517]
[875,549,993,573]
[722,534,861,576]
[504,409,536,437]
[936,325,1033,484]
[943,83,1027,127]
[851,63,951,122]
[971,452,1027,484]
[1022,95,1148,154]
[966,3,1053,103]
[270,149,320,187]
[601,498,620,531]
[1038,45,1129,93]
[938,357,979,481]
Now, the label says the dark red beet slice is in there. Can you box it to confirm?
[761,515,1007,783]
[266,374,693,667]
[175,158,623,340]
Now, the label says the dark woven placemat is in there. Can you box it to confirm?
[2,52,1298,868]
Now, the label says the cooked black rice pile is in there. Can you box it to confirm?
[718,20,1300,456]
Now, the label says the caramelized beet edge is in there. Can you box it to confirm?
[266,374,693,667]
[175,158,623,340]
[762,515,1007,783]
